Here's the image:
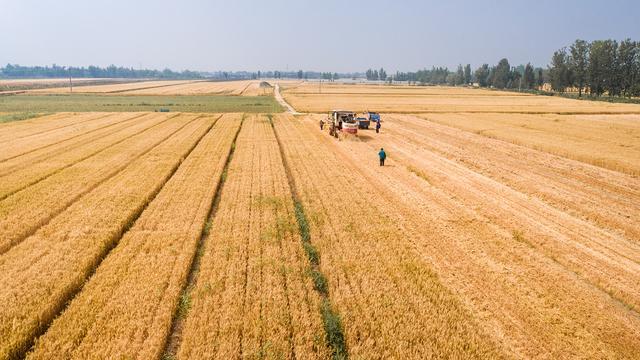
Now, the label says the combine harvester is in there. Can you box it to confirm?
[327,110,359,138]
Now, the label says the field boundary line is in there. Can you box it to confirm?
[18,114,223,359]
[0,114,198,256]
[0,113,136,163]
[269,114,348,360]
[0,112,151,178]
[0,112,115,145]
[161,114,245,359]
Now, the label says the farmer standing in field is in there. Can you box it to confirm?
[378,148,386,166]
[375,119,381,133]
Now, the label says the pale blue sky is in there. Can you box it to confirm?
[1,0,638,72]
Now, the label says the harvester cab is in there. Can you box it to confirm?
[327,110,358,137]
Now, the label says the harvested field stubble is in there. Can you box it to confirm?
[28,114,240,359]
[419,112,640,175]
[296,114,640,358]
[0,115,217,359]
[271,114,502,358]
[281,82,640,113]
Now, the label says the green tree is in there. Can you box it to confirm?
[455,65,464,85]
[588,40,618,96]
[474,64,490,87]
[464,64,472,84]
[379,67,387,81]
[569,39,589,97]
[536,68,544,89]
[523,63,535,89]
[618,39,637,97]
[492,58,510,89]
[549,48,571,92]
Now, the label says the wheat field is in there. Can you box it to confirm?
[0,82,639,359]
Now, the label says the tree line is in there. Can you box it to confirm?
[548,39,639,97]
[1,64,204,79]
[365,38,640,98]
[372,61,545,89]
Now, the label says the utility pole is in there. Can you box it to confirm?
[69,67,73,93]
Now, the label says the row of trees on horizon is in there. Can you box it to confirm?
[548,39,639,97]
[2,38,638,98]
[366,38,640,98]
[0,64,204,79]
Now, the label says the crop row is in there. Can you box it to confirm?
[176,115,330,359]
[0,112,126,161]
[27,114,241,359]
[0,115,217,359]
[0,113,163,200]
[0,112,110,144]
[0,113,194,254]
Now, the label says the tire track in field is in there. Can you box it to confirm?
[0,114,199,256]
[357,116,640,310]
[0,113,132,163]
[0,113,171,202]
[5,115,222,360]
[161,114,244,359]
[0,112,114,145]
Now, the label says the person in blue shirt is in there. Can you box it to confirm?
[378,148,386,166]
[375,119,381,133]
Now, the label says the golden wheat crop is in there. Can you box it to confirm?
[0,113,198,254]
[177,115,330,359]
[0,113,162,199]
[0,115,217,359]
[27,114,240,359]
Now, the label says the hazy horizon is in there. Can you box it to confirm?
[2,0,639,73]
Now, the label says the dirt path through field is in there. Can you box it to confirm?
[275,84,299,114]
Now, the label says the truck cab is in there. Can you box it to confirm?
[365,112,381,124]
